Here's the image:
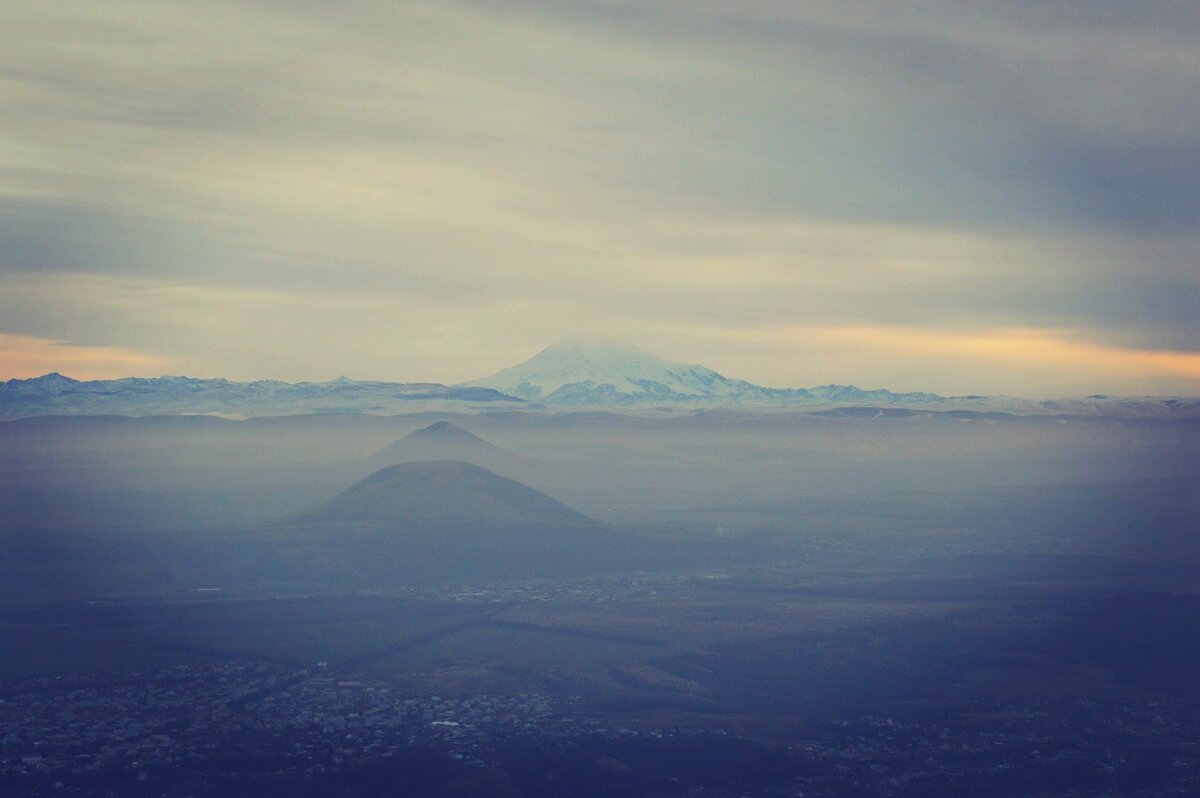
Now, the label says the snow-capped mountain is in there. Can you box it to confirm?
[0,373,521,420]
[462,338,942,406]
[5,342,1195,419]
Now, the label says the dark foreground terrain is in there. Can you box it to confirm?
[1,411,1197,796]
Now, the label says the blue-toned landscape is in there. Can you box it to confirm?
[2,2,1198,796]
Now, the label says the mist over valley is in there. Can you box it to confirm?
[1,343,1197,796]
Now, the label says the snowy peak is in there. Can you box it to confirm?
[462,339,957,407]
[5,372,80,395]
[463,339,811,405]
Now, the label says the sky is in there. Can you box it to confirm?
[1,0,1197,396]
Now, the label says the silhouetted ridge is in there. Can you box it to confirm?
[408,420,478,440]
[297,460,590,528]
[360,421,521,474]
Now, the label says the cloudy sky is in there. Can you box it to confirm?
[1,0,1197,395]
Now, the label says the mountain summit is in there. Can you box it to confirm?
[359,421,521,475]
[462,338,808,405]
[463,338,945,406]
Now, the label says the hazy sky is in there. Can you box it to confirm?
[2,0,1198,395]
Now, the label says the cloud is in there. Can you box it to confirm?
[0,334,170,380]
[0,0,1196,394]
[665,324,1200,397]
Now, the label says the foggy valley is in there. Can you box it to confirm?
[1,383,1198,796]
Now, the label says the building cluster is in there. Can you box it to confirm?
[789,700,1200,797]
[407,569,717,604]
[1,663,565,790]
[3,663,1197,797]
[0,662,721,795]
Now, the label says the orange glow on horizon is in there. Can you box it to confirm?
[801,326,1200,393]
[812,326,1200,375]
[3,328,1198,397]
[0,335,171,381]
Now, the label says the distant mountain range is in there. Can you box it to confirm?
[2,339,1196,418]
[0,372,520,419]
[462,340,1198,417]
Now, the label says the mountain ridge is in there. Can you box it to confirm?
[357,421,525,476]
[4,340,1198,418]
[463,339,943,406]
[0,373,523,420]
[295,460,594,529]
